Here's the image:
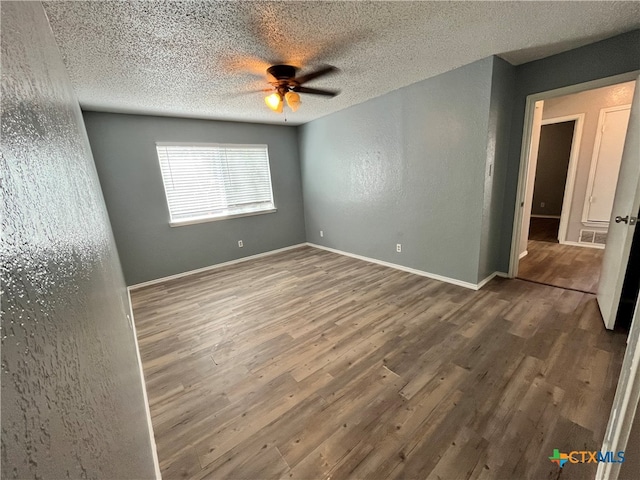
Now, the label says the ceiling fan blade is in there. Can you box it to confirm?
[293,86,340,97]
[294,66,339,85]
[228,88,273,97]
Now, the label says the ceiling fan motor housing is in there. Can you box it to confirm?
[265,64,339,104]
[267,65,299,97]
[267,64,298,80]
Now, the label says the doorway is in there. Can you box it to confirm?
[508,73,640,480]
[530,118,579,242]
[512,78,636,295]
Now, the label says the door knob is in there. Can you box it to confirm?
[615,215,637,225]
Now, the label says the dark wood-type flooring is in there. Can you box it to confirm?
[528,217,560,243]
[131,246,627,480]
[518,240,604,294]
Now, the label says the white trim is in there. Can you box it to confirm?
[169,208,277,227]
[510,95,540,278]
[516,99,545,274]
[539,113,585,244]
[561,240,606,250]
[540,114,581,125]
[156,141,269,149]
[508,71,640,278]
[519,250,528,259]
[306,243,501,291]
[530,214,561,219]
[582,104,632,224]
[583,220,609,228]
[128,243,307,290]
[126,289,162,480]
[476,271,501,289]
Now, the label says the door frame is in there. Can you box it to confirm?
[582,104,633,226]
[508,71,639,278]
[537,114,585,244]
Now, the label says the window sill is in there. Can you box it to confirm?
[170,208,277,227]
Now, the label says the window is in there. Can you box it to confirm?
[156,143,276,226]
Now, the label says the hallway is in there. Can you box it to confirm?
[518,218,604,294]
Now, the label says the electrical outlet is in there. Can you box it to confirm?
[320,230,324,237]
[238,240,243,248]
[540,202,545,208]
[396,243,402,253]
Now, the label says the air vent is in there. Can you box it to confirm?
[594,232,608,245]
[579,229,607,246]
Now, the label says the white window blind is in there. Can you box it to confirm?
[156,143,275,225]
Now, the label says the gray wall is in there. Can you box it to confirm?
[531,121,574,217]
[300,57,496,285]
[500,29,640,271]
[478,57,516,281]
[83,112,305,285]
[1,3,156,478]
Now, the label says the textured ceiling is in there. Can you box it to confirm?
[43,1,640,126]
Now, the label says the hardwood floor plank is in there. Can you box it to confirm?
[130,246,627,479]
[278,364,403,468]
[518,239,603,294]
[528,217,561,243]
[477,355,545,443]
[426,426,489,480]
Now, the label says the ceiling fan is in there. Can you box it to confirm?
[261,64,340,113]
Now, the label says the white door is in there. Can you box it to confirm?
[596,293,640,480]
[519,100,545,259]
[583,105,632,224]
[597,77,640,329]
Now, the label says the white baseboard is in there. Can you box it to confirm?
[128,243,307,290]
[477,271,511,288]
[561,240,605,250]
[519,250,528,259]
[531,214,561,219]
[476,272,498,289]
[129,242,511,293]
[126,289,161,480]
[306,243,503,291]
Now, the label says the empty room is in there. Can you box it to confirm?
[3,2,640,480]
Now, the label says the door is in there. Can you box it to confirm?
[583,105,632,225]
[518,101,545,260]
[597,76,640,329]
[596,293,640,480]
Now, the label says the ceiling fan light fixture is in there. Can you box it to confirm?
[265,92,283,113]
[285,91,301,112]
[262,64,339,114]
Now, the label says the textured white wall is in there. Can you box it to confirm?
[1,3,157,478]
